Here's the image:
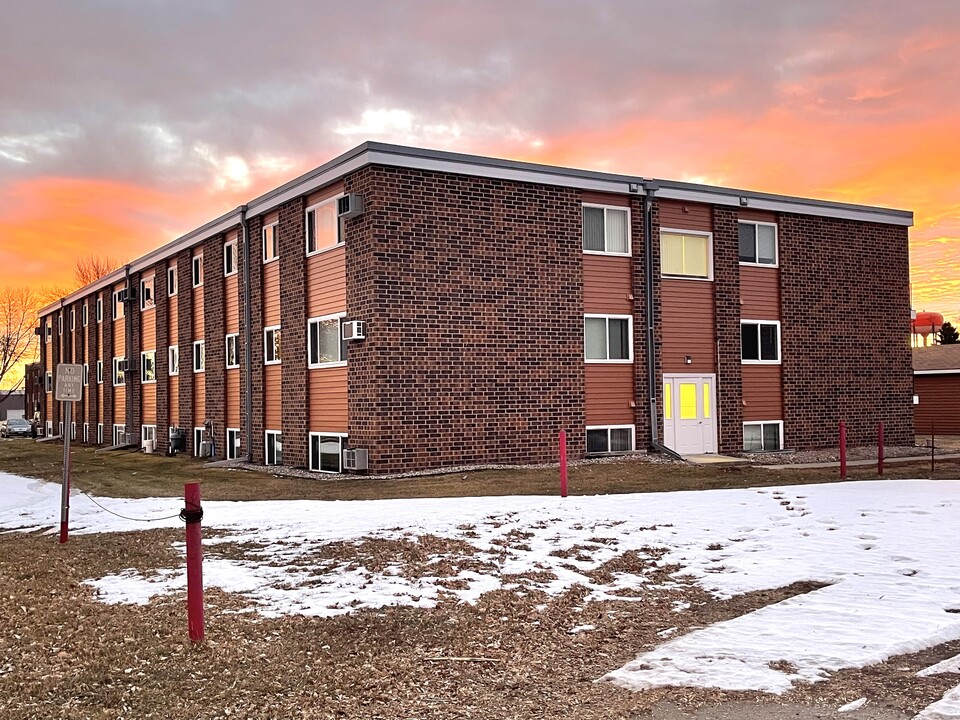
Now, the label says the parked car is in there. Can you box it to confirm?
[1,418,33,438]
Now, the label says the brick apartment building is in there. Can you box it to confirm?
[36,142,914,473]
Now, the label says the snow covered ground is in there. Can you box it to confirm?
[2,473,959,718]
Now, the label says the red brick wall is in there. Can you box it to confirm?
[279,197,308,468]
[345,165,586,473]
[631,196,653,448]
[203,234,226,458]
[128,271,142,443]
[85,296,98,437]
[100,288,114,435]
[155,261,170,453]
[242,216,265,463]
[713,206,743,453]
[779,214,912,447]
[176,250,195,455]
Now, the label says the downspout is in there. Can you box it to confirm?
[641,181,683,461]
[124,264,133,444]
[240,205,253,462]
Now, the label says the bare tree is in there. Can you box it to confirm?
[75,255,120,287]
[0,288,38,399]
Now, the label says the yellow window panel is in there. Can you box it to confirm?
[703,383,711,418]
[680,383,698,419]
[664,383,672,419]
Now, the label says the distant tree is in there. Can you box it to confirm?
[75,255,120,287]
[939,321,960,345]
[0,288,38,399]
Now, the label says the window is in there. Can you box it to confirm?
[96,360,103,384]
[305,197,344,255]
[739,221,778,266]
[69,308,75,331]
[113,289,126,320]
[58,315,63,335]
[193,341,205,372]
[584,315,632,362]
[97,423,103,445]
[265,431,282,466]
[169,345,180,376]
[192,254,203,287]
[224,239,237,276]
[263,222,279,263]
[309,433,347,473]
[44,320,52,341]
[168,265,178,296]
[307,314,346,367]
[96,297,103,323]
[142,425,157,445]
[741,320,781,363]
[113,424,126,447]
[83,423,89,443]
[140,276,155,310]
[225,334,239,369]
[45,371,52,392]
[82,304,88,326]
[46,421,53,437]
[586,426,635,454]
[264,326,281,365]
[226,428,241,460]
[194,427,206,457]
[582,205,629,255]
[661,230,712,279]
[113,357,126,386]
[743,421,783,452]
[82,363,89,386]
[59,422,63,437]
[141,350,156,383]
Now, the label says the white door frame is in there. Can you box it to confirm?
[663,373,718,455]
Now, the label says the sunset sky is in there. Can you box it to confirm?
[1,1,958,325]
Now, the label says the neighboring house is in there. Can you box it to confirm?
[0,391,25,421]
[36,142,914,473]
[913,345,960,435]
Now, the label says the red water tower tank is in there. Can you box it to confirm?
[912,311,944,335]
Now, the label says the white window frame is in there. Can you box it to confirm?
[82,303,88,326]
[69,308,75,331]
[223,238,238,276]
[141,350,156,383]
[97,423,103,445]
[225,333,240,369]
[83,423,89,443]
[265,430,282,466]
[742,420,784,452]
[264,326,282,365]
[96,360,103,384]
[112,289,126,320]
[305,196,345,256]
[168,345,179,376]
[113,356,126,386]
[96,297,103,323]
[308,432,348,473]
[307,312,347,368]
[660,228,714,281]
[70,422,76,440]
[82,363,89,386]
[44,320,52,341]
[740,319,782,365]
[585,425,636,455]
[59,422,63,437]
[142,424,157,445]
[584,314,633,364]
[112,424,126,446]
[46,420,53,437]
[44,371,52,393]
[192,254,203,288]
[140,276,155,311]
[194,427,205,457]
[262,222,279,263]
[192,340,205,373]
[58,315,63,335]
[168,265,178,296]
[738,220,779,268]
[582,203,631,257]
[226,428,241,460]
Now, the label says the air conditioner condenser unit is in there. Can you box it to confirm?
[343,448,368,471]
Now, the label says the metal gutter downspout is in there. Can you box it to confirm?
[240,206,253,462]
[641,181,683,462]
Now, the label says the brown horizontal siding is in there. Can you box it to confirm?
[142,385,156,425]
[914,374,960,434]
[740,266,780,319]
[661,279,716,373]
[226,371,240,428]
[583,255,632,314]
[169,377,179,427]
[141,311,156,350]
[225,273,240,334]
[193,286,204,338]
[584,364,635,425]
[193,374,205,428]
[659,199,711,233]
[739,208,777,223]
[306,181,345,208]
[263,261,281,327]
[113,386,125,426]
[581,191,629,208]
[307,246,347,317]
[308,367,348,432]
[742,364,783,421]
[264,365,281,429]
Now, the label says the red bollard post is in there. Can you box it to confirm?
[559,430,568,498]
[877,421,884,476]
[183,482,204,643]
[839,421,847,480]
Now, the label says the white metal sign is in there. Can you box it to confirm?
[55,363,84,401]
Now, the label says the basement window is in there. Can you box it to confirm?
[309,433,347,473]
[743,421,783,452]
[586,426,635,454]
[226,428,241,460]
[265,431,282,466]
[582,205,629,255]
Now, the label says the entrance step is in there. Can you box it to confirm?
[683,453,751,466]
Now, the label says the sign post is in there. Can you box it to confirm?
[55,363,83,544]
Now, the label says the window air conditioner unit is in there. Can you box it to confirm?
[199,440,212,458]
[342,320,366,341]
[343,448,368,471]
[337,194,364,219]
[119,359,128,371]
[124,432,136,445]
[126,287,137,302]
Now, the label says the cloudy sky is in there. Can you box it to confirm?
[1,0,957,321]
